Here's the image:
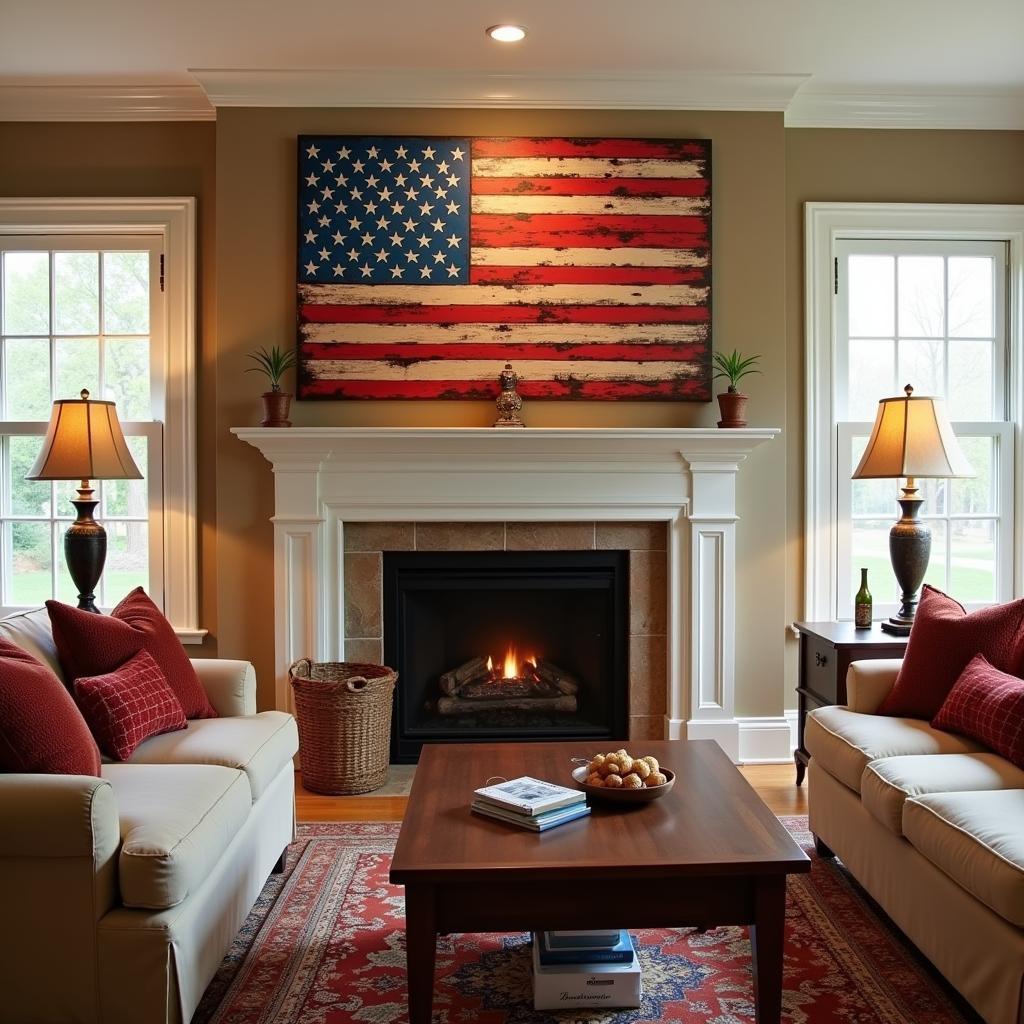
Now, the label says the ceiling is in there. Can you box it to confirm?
[1,0,1022,126]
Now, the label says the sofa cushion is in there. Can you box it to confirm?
[0,638,101,776]
[126,711,298,800]
[47,588,217,720]
[0,607,62,680]
[103,763,251,910]
[805,705,984,793]
[862,753,1024,835]
[878,585,1024,720]
[932,654,1024,769]
[903,790,1024,927]
[74,650,188,761]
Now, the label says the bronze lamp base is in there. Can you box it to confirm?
[881,480,931,636]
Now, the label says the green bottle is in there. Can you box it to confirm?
[854,567,872,629]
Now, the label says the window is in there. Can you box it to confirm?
[0,199,202,641]
[805,204,1024,622]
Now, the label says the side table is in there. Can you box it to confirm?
[793,621,908,785]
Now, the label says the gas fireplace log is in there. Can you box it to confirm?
[439,656,489,696]
[437,694,578,716]
[462,678,534,699]
[535,660,580,696]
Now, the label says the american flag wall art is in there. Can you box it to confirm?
[296,135,711,401]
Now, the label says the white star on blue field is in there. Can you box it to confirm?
[297,136,471,285]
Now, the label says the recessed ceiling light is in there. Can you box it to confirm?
[486,24,527,43]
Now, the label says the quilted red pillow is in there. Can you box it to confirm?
[0,639,100,775]
[932,654,1024,769]
[73,649,188,761]
[47,588,216,719]
[878,585,1024,719]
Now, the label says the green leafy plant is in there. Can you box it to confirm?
[246,345,296,392]
[711,349,762,393]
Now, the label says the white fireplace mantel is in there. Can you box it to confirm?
[234,426,778,759]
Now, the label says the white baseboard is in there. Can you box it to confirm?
[736,713,799,763]
[685,718,740,762]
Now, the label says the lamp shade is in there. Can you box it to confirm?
[852,385,973,480]
[26,390,142,482]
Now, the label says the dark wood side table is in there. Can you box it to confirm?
[793,621,908,785]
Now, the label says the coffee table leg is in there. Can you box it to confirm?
[404,884,437,1024]
[750,876,786,1024]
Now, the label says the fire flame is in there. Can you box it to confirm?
[494,646,537,680]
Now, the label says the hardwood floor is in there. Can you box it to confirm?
[295,763,806,822]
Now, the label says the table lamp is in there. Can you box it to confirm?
[25,389,143,612]
[852,384,973,635]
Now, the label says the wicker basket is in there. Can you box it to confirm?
[288,659,397,795]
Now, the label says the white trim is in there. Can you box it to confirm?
[804,202,1024,620]
[190,68,808,111]
[785,91,1024,131]
[0,83,214,122]
[0,198,202,639]
[737,716,797,763]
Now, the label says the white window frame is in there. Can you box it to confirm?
[0,198,203,642]
[805,202,1024,621]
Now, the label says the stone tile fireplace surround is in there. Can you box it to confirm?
[234,427,777,761]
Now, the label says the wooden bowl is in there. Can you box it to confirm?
[571,764,675,803]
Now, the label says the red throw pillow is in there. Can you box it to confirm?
[0,639,100,775]
[74,649,188,761]
[47,588,216,720]
[932,654,1024,769]
[878,585,1024,719]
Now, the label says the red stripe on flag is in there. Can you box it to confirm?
[300,304,710,325]
[472,225,709,249]
[302,342,709,362]
[472,177,709,197]
[471,138,710,160]
[473,213,707,236]
[300,378,710,400]
[469,265,707,286]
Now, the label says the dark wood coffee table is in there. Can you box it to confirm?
[390,740,809,1023]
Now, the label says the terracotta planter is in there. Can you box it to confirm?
[716,390,748,428]
[261,391,292,428]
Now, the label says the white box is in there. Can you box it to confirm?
[531,936,642,1010]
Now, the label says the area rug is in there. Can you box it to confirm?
[194,818,979,1024]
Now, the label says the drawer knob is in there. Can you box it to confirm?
[815,652,828,667]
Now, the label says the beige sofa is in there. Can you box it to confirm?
[0,608,299,1024]
[806,658,1024,1024]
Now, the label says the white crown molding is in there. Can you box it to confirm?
[786,90,1024,130]
[189,67,809,111]
[0,83,214,121]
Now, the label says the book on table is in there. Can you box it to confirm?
[538,929,633,965]
[473,777,587,816]
[470,799,591,832]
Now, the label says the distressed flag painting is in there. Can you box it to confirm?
[296,135,711,400]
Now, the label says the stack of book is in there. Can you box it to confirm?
[470,776,590,832]
[531,930,641,1009]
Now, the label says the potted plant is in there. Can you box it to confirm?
[246,345,297,427]
[711,349,762,428]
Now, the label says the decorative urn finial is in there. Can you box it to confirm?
[493,362,525,428]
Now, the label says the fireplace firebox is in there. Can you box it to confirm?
[383,550,628,762]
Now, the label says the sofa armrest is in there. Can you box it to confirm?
[191,658,258,716]
[0,775,120,1021]
[846,659,903,714]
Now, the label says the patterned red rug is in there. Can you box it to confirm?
[194,818,979,1023]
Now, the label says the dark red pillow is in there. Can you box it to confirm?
[74,649,188,761]
[47,588,216,720]
[0,639,100,775]
[879,585,1024,719]
[932,654,1024,769]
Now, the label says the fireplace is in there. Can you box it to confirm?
[384,550,628,761]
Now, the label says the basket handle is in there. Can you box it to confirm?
[288,658,313,680]
[345,676,369,693]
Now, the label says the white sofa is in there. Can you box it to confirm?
[806,658,1024,1024]
[0,608,299,1024]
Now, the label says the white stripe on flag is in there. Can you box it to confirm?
[299,284,706,307]
[470,196,710,216]
[307,359,703,382]
[300,322,709,345]
[469,247,708,267]
[471,157,705,179]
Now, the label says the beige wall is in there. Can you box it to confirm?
[784,128,1024,705]
[0,121,220,656]
[215,108,789,713]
